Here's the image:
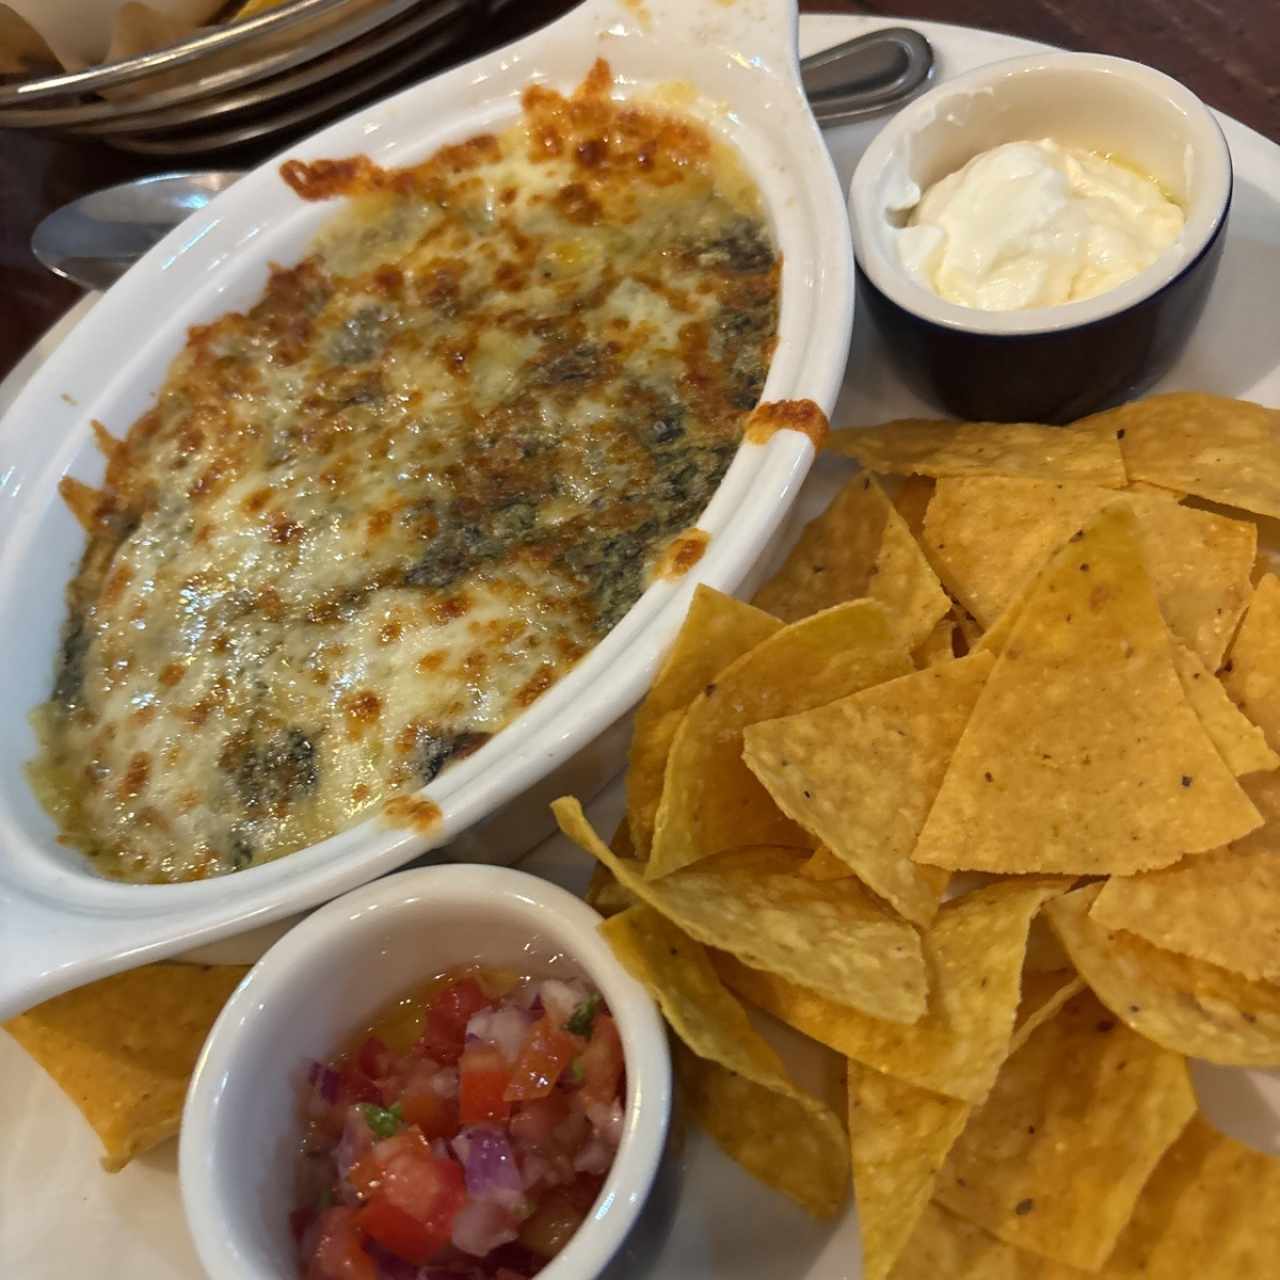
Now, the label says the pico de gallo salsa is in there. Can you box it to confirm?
[292,967,625,1280]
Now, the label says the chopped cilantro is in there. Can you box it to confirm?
[568,1057,585,1084]
[565,992,603,1037]
[360,1101,403,1139]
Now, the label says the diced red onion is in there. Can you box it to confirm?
[586,1098,625,1147]
[335,1105,374,1182]
[518,1151,551,1192]
[573,1136,614,1176]
[451,1198,519,1257]
[307,1060,341,1104]
[465,1005,533,1064]
[453,1125,524,1211]
[537,979,587,1026]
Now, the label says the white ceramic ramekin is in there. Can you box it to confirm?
[180,865,671,1280]
[849,52,1232,421]
[0,0,854,1018]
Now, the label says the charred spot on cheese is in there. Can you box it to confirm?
[30,60,778,883]
[654,528,710,580]
[744,399,831,447]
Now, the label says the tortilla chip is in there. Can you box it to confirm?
[4,962,248,1171]
[584,820,637,918]
[1171,639,1279,776]
[1009,970,1086,1054]
[848,1063,971,1280]
[744,654,995,925]
[714,879,1064,1102]
[922,476,1256,668]
[913,617,956,667]
[626,585,781,858]
[933,989,1196,1271]
[891,1203,1090,1280]
[1222,574,1280,753]
[649,600,912,878]
[752,474,949,647]
[600,905,848,1217]
[675,1044,849,1218]
[1046,883,1280,1066]
[1088,392,1280,519]
[827,419,1126,487]
[1105,1116,1280,1278]
[912,505,1262,875]
[798,845,853,881]
[555,798,927,1022]
[1090,771,1280,981]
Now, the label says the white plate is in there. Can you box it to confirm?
[5,13,1280,1278]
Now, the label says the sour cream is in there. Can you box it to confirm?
[895,139,1184,311]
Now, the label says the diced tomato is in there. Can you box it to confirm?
[338,1064,383,1106]
[356,1035,391,1080]
[505,1014,580,1102]
[355,1130,466,1264]
[577,1014,623,1106]
[398,1067,458,1140]
[306,1206,376,1280]
[346,1152,382,1200]
[460,1042,513,1123]
[419,978,493,1065]
[356,1198,441,1266]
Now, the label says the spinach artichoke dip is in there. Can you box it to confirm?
[30,61,780,884]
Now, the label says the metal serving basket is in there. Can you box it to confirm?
[0,0,512,154]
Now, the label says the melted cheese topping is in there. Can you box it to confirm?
[30,61,779,883]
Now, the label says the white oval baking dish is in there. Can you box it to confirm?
[0,0,853,1018]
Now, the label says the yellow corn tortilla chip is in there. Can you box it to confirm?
[891,1203,1089,1280]
[1171,639,1279,776]
[922,476,1256,668]
[4,962,248,1171]
[1088,392,1280,518]
[744,653,994,925]
[848,1063,971,1280]
[1090,773,1280,982]
[675,1044,849,1218]
[1009,970,1086,1055]
[1105,1116,1280,1279]
[649,600,912,877]
[555,798,927,1022]
[752,474,950,647]
[913,617,956,667]
[626,585,781,859]
[827,419,1126,487]
[933,989,1196,1272]
[799,845,853,881]
[714,879,1064,1103]
[912,505,1262,875]
[1046,883,1280,1066]
[1222,574,1280,753]
[600,905,848,1217]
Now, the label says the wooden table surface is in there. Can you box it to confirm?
[2,0,1277,381]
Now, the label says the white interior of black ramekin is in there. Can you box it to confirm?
[850,52,1232,336]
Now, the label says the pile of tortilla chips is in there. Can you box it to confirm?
[556,392,1280,1278]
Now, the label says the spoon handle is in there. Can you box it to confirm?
[801,26,934,127]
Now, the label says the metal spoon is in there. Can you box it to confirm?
[32,27,932,292]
